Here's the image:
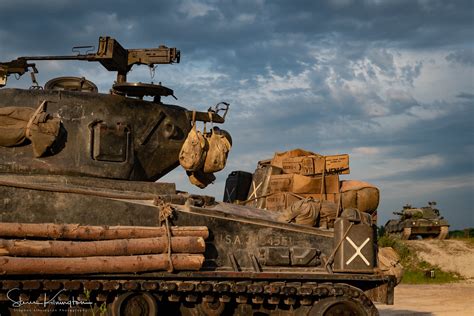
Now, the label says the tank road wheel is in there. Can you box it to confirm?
[309,297,378,316]
[438,226,449,240]
[196,300,226,316]
[401,227,412,240]
[111,292,158,316]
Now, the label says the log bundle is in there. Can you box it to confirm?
[0,223,208,275]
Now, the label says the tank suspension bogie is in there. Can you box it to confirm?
[0,279,379,316]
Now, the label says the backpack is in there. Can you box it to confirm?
[203,126,231,174]
[179,111,207,171]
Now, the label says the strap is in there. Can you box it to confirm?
[320,156,326,200]
[325,222,354,272]
[208,111,214,133]
[240,191,275,205]
[26,100,47,138]
[191,110,197,130]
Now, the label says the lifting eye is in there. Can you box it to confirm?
[163,123,175,138]
[162,121,184,140]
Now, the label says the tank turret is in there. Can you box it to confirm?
[0,36,229,184]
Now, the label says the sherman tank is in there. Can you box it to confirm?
[0,36,395,315]
[384,202,449,240]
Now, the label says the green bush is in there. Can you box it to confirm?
[449,228,474,239]
[378,235,412,264]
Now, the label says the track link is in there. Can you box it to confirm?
[0,279,378,315]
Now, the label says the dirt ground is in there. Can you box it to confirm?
[376,239,474,315]
[376,282,474,315]
[405,239,474,279]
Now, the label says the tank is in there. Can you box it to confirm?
[384,202,450,240]
[0,37,395,316]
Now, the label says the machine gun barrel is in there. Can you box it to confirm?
[0,36,180,86]
[19,55,93,61]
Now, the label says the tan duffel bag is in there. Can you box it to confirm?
[340,180,380,214]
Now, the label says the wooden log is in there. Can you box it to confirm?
[0,254,204,274]
[0,223,209,240]
[0,236,205,257]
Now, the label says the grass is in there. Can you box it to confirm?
[449,228,474,246]
[378,234,462,284]
[449,228,474,239]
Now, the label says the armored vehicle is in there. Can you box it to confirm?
[384,202,449,240]
[0,37,394,315]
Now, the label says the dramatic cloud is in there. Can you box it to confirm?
[1,0,472,229]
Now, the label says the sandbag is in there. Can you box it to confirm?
[203,127,231,173]
[179,112,207,171]
[340,180,380,214]
[0,104,61,157]
[378,247,403,285]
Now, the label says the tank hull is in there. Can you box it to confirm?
[0,176,393,315]
[385,219,449,240]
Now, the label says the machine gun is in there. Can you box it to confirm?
[0,36,180,98]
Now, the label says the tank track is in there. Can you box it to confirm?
[398,226,449,240]
[0,278,378,315]
[438,226,449,240]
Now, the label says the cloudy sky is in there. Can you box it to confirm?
[1,0,473,229]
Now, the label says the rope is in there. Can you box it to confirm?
[0,180,157,200]
[157,200,175,273]
[239,192,274,205]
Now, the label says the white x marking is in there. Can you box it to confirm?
[225,187,236,201]
[248,181,262,199]
[345,237,370,266]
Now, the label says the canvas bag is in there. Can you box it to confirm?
[179,111,207,171]
[186,170,216,189]
[340,180,380,214]
[378,247,403,285]
[279,197,322,226]
[203,125,231,174]
[0,102,60,157]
